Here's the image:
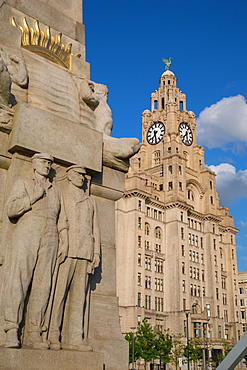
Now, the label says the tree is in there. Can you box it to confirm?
[135,319,157,370]
[216,340,232,363]
[184,338,203,367]
[154,329,173,369]
[125,331,139,365]
[170,334,185,370]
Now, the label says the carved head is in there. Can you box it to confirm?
[31,152,54,177]
[66,165,86,188]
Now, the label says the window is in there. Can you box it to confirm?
[155,259,163,273]
[155,297,163,312]
[200,237,203,248]
[240,299,245,307]
[138,315,141,326]
[218,325,221,339]
[145,257,151,270]
[234,279,237,290]
[156,319,163,332]
[168,165,172,174]
[210,181,213,189]
[222,293,227,305]
[180,212,184,222]
[241,311,246,320]
[138,273,141,286]
[213,239,216,250]
[155,278,163,292]
[168,181,173,190]
[222,276,226,289]
[214,255,217,266]
[181,245,185,256]
[145,295,151,310]
[231,235,234,244]
[210,196,213,204]
[145,276,151,289]
[183,298,186,311]
[202,287,205,297]
[168,147,171,154]
[182,280,186,292]
[138,254,142,266]
[138,200,142,211]
[240,287,244,294]
[215,271,218,282]
[190,266,193,278]
[137,292,141,307]
[138,217,142,229]
[145,223,150,236]
[155,244,161,253]
[232,249,235,259]
[145,240,150,250]
[194,322,201,338]
[155,227,162,239]
[138,235,142,248]
[202,270,205,282]
[201,254,204,264]
[216,288,219,299]
[179,182,183,191]
[178,165,182,175]
[206,304,211,317]
[181,228,184,239]
[182,262,185,274]
[224,310,228,322]
[154,150,161,165]
[233,264,236,275]
[212,224,215,233]
[217,305,220,318]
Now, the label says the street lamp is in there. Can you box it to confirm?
[130,327,136,370]
[184,310,191,370]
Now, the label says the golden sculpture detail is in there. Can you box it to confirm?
[10,17,72,69]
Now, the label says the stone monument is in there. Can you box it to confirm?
[0,1,140,369]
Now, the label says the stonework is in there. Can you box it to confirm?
[0,1,136,369]
[116,70,242,365]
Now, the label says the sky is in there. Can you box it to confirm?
[83,0,247,271]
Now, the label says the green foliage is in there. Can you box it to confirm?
[154,329,173,364]
[243,354,247,366]
[184,338,203,363]
[135,319,157,368]
[125,332,139,364]
[170,334,185,370]
[216,340,232,363]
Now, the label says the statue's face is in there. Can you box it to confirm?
[33,159,52,177]
[68,170,85,188]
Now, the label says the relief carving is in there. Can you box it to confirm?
[4,153,68,349]
[0,46,28,131]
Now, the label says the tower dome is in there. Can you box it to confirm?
[161,70,175,77]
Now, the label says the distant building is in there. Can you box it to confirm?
[116,70,242,362]
[238,271,247,334]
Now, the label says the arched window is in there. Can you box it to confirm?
[188,190,194,201]
[145,223,150,236]
[155,227,162,239]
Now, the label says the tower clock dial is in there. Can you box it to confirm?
[146,122,165,145]
[179,122,193,146]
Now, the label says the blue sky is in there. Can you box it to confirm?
[83,0,247,271]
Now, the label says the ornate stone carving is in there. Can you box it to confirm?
[0,46,28,132]
[3,153,68,349]
[48,165,100,351]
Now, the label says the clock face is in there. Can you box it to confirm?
[179,122,193,146]
[146,122,165,145]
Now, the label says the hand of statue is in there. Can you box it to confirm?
[57,229,68,264]
[30,184,45,204]
[92,253,100,270]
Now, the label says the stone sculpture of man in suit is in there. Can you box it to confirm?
[49,165,100,351]
[4,153,68,349]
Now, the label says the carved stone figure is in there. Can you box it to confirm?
[0,46,28,129]
[48,165,100,351]
[4,153,68,349]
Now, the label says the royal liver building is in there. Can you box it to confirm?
[116,69,242,357]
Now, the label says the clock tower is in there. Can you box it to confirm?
[116,69,241,357]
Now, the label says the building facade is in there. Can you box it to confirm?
[116,70,242,361]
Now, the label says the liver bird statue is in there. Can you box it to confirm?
[162,57,173,70]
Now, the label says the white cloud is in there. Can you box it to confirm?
[197,95,247,149]
[208,163,247,204]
